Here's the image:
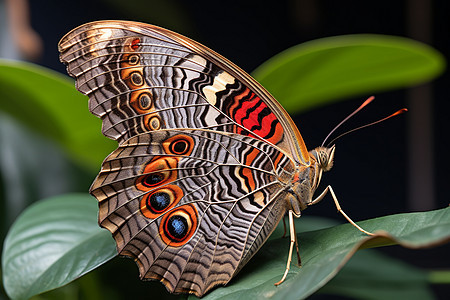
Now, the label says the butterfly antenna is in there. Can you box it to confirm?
[324,107,408,148]
[321,96,375,147]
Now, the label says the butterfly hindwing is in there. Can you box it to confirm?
[91,129,294,295]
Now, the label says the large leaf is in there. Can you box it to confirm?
[252,34,446,113]
[193,206,449,299]
[1,194,116,300]
[0,59,115,170]
[3,194,448,299]
[317,250,434,299]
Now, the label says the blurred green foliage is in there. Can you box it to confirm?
[253,34,445,113]
[0,34,448,299]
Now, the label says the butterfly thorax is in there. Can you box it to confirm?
[287,146,335,214]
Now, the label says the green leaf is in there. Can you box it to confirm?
[429,270,450,284]
[2,194,116,300]
[193,206,449,299]
[4,199,448,300]
[252,34,446,113]
[0,59,115,170]
[318,250,434,300]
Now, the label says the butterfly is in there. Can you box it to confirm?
[58,20,373,297]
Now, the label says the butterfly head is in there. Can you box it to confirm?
[308,145,335,193]
[311,145,335,173]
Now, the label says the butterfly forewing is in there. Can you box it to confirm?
[59,20,306,296]
[59,20,310,163]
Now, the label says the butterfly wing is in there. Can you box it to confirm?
[92,129,294,295]
[58,20,310,165]
[59,20,304,296]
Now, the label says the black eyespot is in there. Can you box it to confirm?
[130,72,143,86]
[167,215,188,240]
[139,93,152,110]
[143,173,164,186]
[148,116,161,130]
[128,54,139,65]
[159,205,197,245]
[148,192,170,212]
[170,139,188,155]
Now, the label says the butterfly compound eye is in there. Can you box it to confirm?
[313,146,334,172]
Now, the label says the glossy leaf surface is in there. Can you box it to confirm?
[195,206,450,299]
[3,194,448,299]
[252,34,445,113]
[2,194,116,300]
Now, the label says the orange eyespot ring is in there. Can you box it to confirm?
[135,157,179,191]
[141,171,168,187]
[148,115,161,130]
[129,90,153,113]
[128,54,140,65]
[140,185,183,219]
[159,204,198,247]
[138,93,152,110]
[162,135,194,156]
[170,139,189,155]
[130,71,144,86]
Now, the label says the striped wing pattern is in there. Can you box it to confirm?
[58,21,302,155]
[58,21,299,296]
[92,129,294,295]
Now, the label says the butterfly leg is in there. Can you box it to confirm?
[310,185,374,236]
[275,209,301,286]
[282,216,287,238]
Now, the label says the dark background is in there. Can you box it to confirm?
[28,0,449,213]
[18,0,450,298]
